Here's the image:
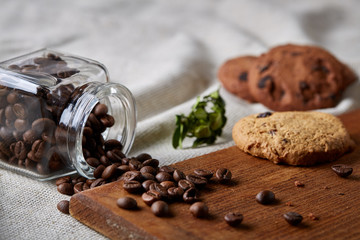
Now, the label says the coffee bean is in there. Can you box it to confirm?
[173,169,186,182]
[74,182,84,194]
[190,202,209,218]
[283,212,303,226]
[23,129,39,144]
[99,155,111,166]
[24,158,36,169]
[104,139,123,151]
[151,201,169,217]
[5,105,16,121]
[142,190,162,206]
[224,212,243,227]
[123,180,142,193]
[121,170,142,182]
[156,172,173,182]
[90,178,106,188]
[167,187,184,200]
[14,141,27,160]
[101,164,118,179]
[100,114,115,128]
[215,168,232,183]
[149,183,168,198]
[136,153,152,162]
[331,164,353,178]
[106,149,125,163]
[117,165,130,175]
[142,159,159,168]
[183,187,198,203]
[57,200,70,214]
[256,190,275,205]
[6,92,18,104]
[56,176,71,186]
[32,139,47,160]
[178,179,195,191]
[159,166,176,174]
[186,174,207,188]
[83,182,90,191]
[86,157,100,167]
[72,176,86,185]
[93,103,108,117]
[140,166,157,176]
[57,182,74,196]
[129,159,143,171]
[12,103,27,119]
[141,172,155,181]
[117,197,137,210]
[160,181,176,190]
[194,169,213,180]
[142,180,156,191]
[88,113,101,131]
[32,118,56,135]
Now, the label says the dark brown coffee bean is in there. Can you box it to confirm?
[100,114,115,127]
[142,190,162,206]
[101,164,118,179]
[82,148,91,159]
[283,212,303,226]
[186,174,207,187]
[215,168,232,183]
[136,153,152,162]
[57,182,74,196]
[82,127,93,137]
[159,165,176,174]
[156,172,173,182]
[149,183,168,198]
[104,139,123,151]
[190,202,209,218]
[140,166,157,176]
[86,157,100,167]
[167,187,184,200]
[178,179,195,191]
[14,141,27,160]
[173,169,186,182]
[88,113,101,131]
[106,149,125,163]
[32,139,47,160]
[98,155,111,166]
[12,103,27,119]
[121,170,142,182]
[160,181,176,190]
[56,176,72,186]
[32,118,56,134]
[74,182,84,194]
[142,180,156,191]
[183,187,198,203]
[6,92,18,104]
[14,119,28,132]
[117,165,130,175]
[224,212,243,227]
[194,169,213,180]
[93,103,108,117]
[331,164,353,178]
[141,172,155,181]
[90,178,106,188]
[24,158,36,169]
[36,163,48,174]
[117,197,137,210]
[123,180,142,193]
[83,183,90,191]
[142,158,159,168]
[151,201,169,217]
[5,105,16,121]
[86,179,95,186]
[23,129,39,144]
[257,112,272,118]
[256,190,275,205]
[129,159,143,171]
[57,200,70,214]
[93,165,106,179]
[71,176,86,185]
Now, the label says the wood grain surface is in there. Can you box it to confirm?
[70,109,360,240]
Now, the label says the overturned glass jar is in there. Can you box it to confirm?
[0,49,136,180]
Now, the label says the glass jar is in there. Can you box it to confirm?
[0,49,137,180]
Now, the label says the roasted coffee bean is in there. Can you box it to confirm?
[331,164,353,178]
[12,103,27,119]
[167,187,184,200]
[74,182,84,194]
[117,197,137,210]
[93,103,108,117]
[215,168,232,183]
[142,190,162,206]
[151,201,169,217]
[36,163,48,174]
[90,178,106,188]
[24,158,36,169]
[83,182,90,191]
[129,159,143,171]
[86,157,100,167]
[72,176,86,185]
[159,166,176,174]
[32,139,47,160]
[101,164,118,179]
[173,169,186,182]
[56,176,72,186]
[156,172,173,182]
[99,155,111,166]
[190,202,209,218]
[178,179,195,191]
[283,212,303,226]
[14,119,27,132]
[104,139,123,151]
[186,174,207,188]
[57,182,74,196]
[93,165,106,178]
[6,92,18,104]
[183,187,198,203]
[23,129,39,144]
[121,170,142,182]
[194,169,213,180]
[256,190,275,205]
[136,153,152,162]
[257,112,272,118]
[57,200,70,214]
[142,180,156,191]
[96,145,105,156]
[100,114,115,127]
[123,180,142,193]
[142,158,159,168]
[149,183,168,198]
[106,149,125,163]
[160,181,176,190]
[32,118,56,134]
[141,172,155,181]
[82,127,93,137]
[88,113,101,131]
[82,148,91,159]
[86,179,95,186]
[5,105,16,121]
[121,157,130,165]
[117,165,130,175]
[14,141,27,160]
[224,212,243,227]
[140,166,157,176]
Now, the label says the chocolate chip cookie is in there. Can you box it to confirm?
[248,44,357,111]
[232,111,355,166]
[218,56,257,102]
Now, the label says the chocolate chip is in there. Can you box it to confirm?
[256,112,272,118]
[257,75,273,89]
[238,72,248,82]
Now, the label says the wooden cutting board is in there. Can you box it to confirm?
[70,109,360,240]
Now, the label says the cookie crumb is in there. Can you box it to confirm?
[308,213,319,220]
[285,201,293,207]
[338,192,345,196]
[294,181,305,187]
[324,186,330,190]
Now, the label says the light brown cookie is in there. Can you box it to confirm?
[248,44,357,111]
[218,56,257,102]
[232,111,355,166]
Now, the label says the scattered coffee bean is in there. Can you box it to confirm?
[136,153,152,162]
[256,190,275,205]
[186,174,208,188]
[142,190,162,206]
[178,179,195,191]
[156,171,173,182]
[101,164,118,179]
[93,165,106,179]
[189,202,209,218]
[57,200,70,214]
[331,164,353,178]
[142,159,159,168]
[90,178,106,188]
[129,159,143,171]
[55,176,71,186]
[140,166,157,176]
[74,182,84,194]
[160,181,176,190]
[167,187,184,200]
[215,168,232,183]
[159,166,176,174]
[183,187,198,203]
[57,182,74,196]
[149,183,168,198]
[224,212,243,227]
[194,169,213,180]
[283,212,303,226]
[123,180,142,193]
[173,169,186,182]
[141,172,155,181]
[151,201,169,217]
[117,197,137,210]
[142,180,156,191]
[121,171,142,182]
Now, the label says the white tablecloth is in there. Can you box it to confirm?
[1,0,359,239]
